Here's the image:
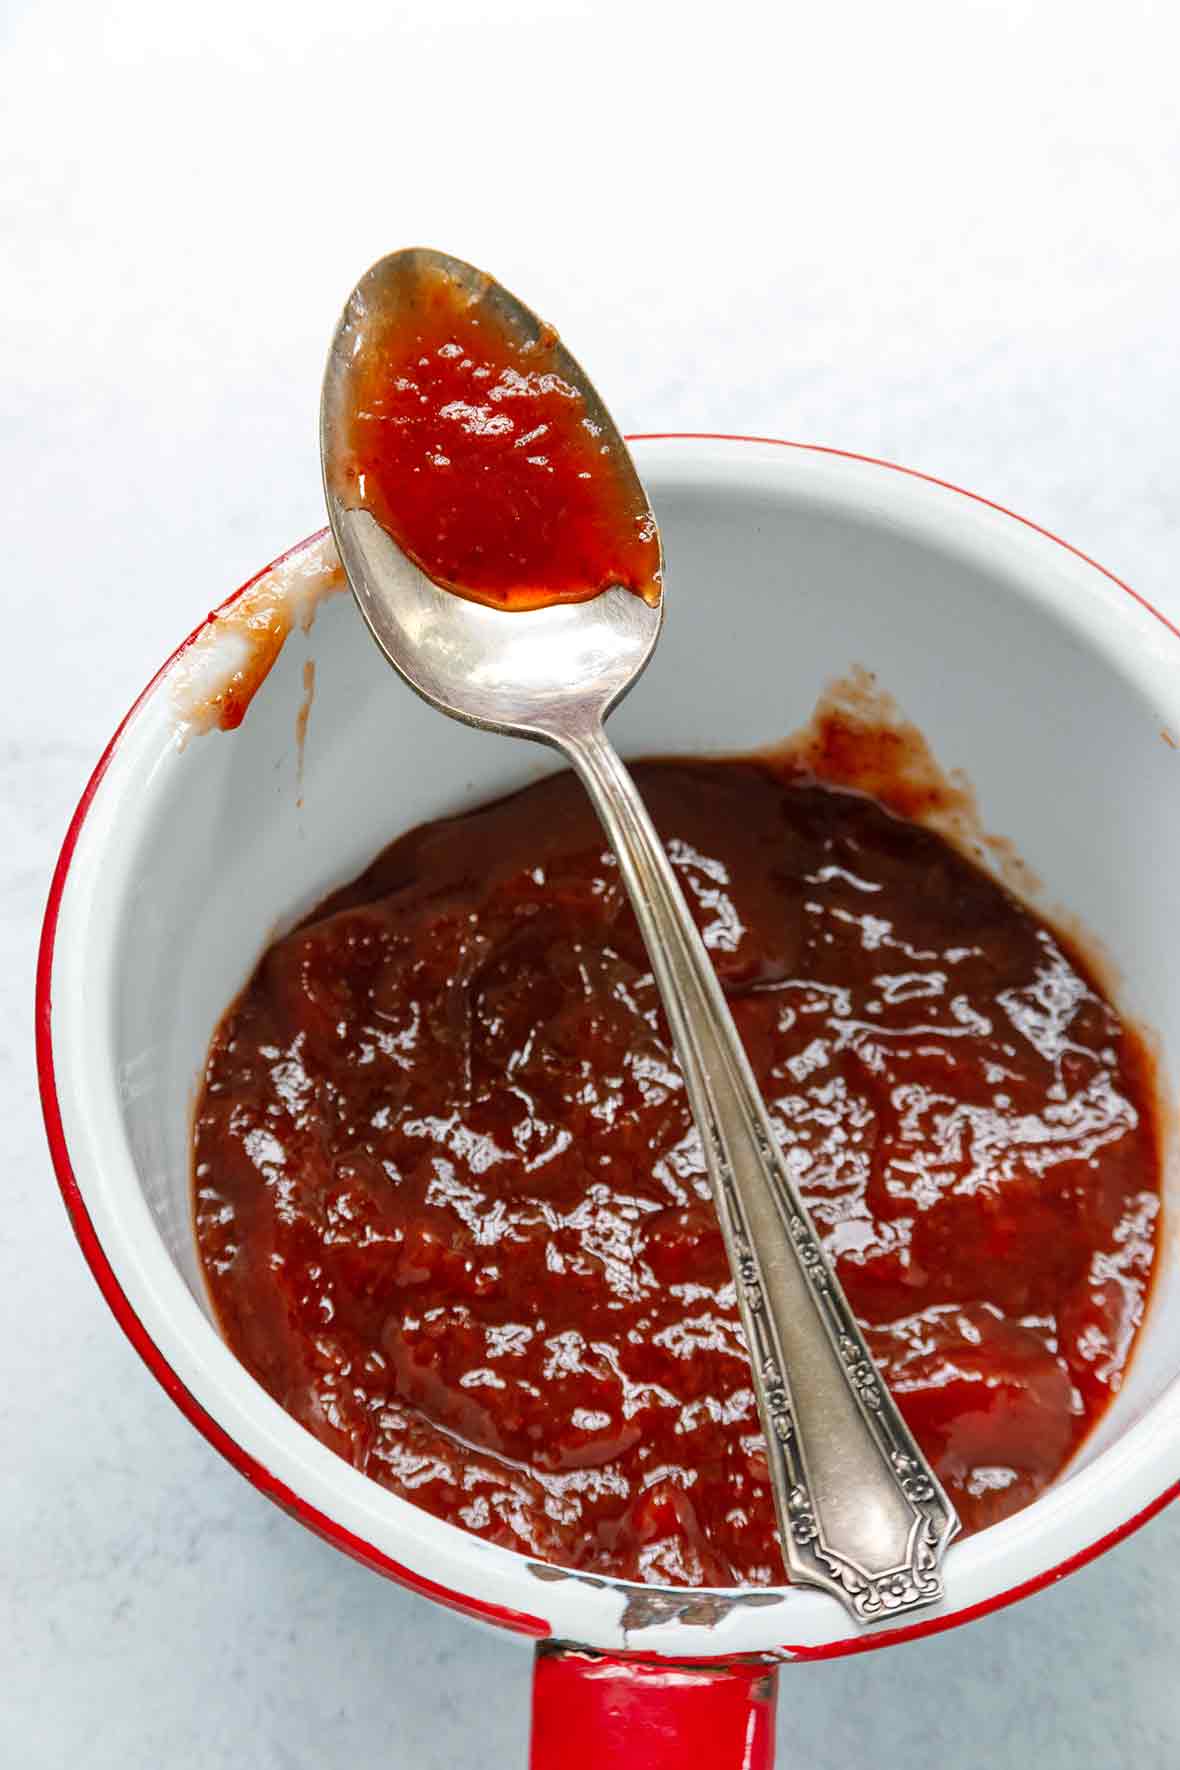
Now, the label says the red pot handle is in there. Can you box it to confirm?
[529,1645,778,1769]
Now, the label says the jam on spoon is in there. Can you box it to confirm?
[331,252,661,612]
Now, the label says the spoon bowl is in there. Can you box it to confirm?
[321,247,664,743]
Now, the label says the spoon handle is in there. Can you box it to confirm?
[561,720,959,1624]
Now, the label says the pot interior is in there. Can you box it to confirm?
[64,439,1180,1646]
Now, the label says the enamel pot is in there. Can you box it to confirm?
[38,436,1180,1767]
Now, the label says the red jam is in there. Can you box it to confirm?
[334,259,661,612]
[194,756,1160,1586]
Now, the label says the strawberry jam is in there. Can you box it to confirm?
[194,758,1160,1585]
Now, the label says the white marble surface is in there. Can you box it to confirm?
[6,1,1180,1763]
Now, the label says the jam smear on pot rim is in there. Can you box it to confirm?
[193,730,1161,1587]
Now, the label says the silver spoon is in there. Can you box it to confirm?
[321,247,959,1623]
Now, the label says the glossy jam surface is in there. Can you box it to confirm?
[335,261,661,611]
[194,759,1160,1585]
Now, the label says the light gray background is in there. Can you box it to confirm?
[5,1,1180,1764]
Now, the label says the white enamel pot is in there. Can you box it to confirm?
[38,436,1180,1768]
